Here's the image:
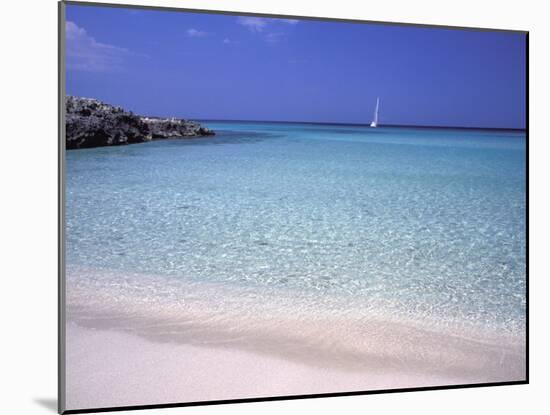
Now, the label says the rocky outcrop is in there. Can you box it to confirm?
[65,96,214,149]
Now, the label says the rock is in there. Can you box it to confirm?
[65,96,214,149]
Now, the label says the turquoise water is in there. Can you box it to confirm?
[66,122,526,338]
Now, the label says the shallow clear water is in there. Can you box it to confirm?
[66,122,526,337]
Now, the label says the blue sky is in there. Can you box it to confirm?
[66,4,526,129]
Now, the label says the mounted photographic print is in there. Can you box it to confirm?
[59,1,528,413]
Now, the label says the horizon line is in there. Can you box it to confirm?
[192,118,526,132]
[65,95,525,132]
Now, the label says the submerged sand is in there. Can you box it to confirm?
[64,267,526,411]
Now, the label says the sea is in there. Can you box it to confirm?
[65,121,526,350]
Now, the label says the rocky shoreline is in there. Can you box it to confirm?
[65,96,214,149]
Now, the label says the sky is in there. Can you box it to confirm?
[65,4,527,129]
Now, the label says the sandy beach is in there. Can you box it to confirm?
[64,267,526,411]
[66,323,466,410]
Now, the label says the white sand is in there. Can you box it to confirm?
[65,322,462,411]
[64,268,526,411]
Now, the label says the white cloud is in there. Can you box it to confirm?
[65,21,130,72]
[265,32,285,44]
[237,16,299,41]
[223,38,231,44]
[186,28,209,38]
[237,17,268,32]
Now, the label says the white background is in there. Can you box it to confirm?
[0,0,546,413]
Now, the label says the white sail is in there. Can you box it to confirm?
[370,97,380,128]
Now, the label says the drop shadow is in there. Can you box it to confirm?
[34,398,57,412]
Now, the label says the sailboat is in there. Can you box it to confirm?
[370,97,380,128]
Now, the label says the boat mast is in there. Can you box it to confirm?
[371,97,380,127]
